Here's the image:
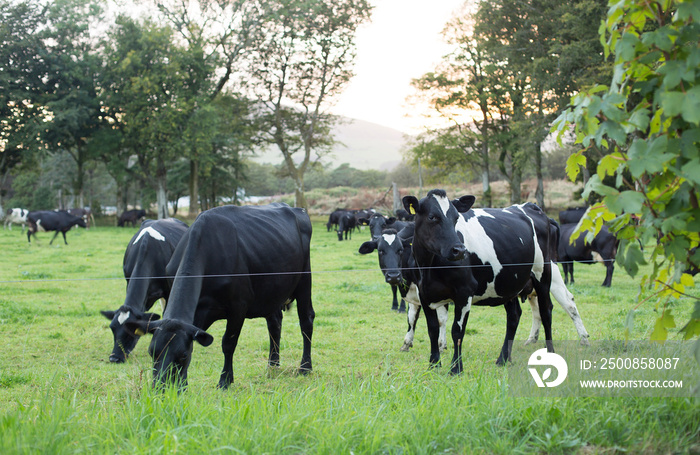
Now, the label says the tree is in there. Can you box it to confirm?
[154,0,264,215]
[553,0,700,343]
[101,16,200,219]
[246,0,372,209]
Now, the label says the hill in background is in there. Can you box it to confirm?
[250,118,408,171]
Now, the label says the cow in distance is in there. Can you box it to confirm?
[26,210,87,245]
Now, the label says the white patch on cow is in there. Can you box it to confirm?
[455,210,502,300]
[402,284,426,352]
[429,300,450,310]
[436,305,448,352]
[457,297,471,330]
[513,204,545,280]
[36,219,46,232]
[133,226,166,244]
[433,193,451,217]
[382,233,396,245]
[117,310,130,325]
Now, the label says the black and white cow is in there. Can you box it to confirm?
[559,223,618,287]
[124,203,315,389]
[100,218,189,363]
[26,210,87,245]
[360,221,589,354]
[395,208,415,222]
[337,210,357,241]
[4,208,29,231]
[402,189,557,374]
[118,209,146,227]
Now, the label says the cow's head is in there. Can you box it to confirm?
[367,214,388,240]
[101,307,160,363]
[124,318,213,389]
[402,190,475,261]
[359,228,412,286]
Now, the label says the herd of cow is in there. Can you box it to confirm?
[88,191,618,389]
[2,192,618,388]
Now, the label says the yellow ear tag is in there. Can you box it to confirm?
[409,204,416,215]
[135,328,146,336]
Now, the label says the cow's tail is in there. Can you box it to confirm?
[548,218,561,262]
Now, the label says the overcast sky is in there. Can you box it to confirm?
[331,0,466,134]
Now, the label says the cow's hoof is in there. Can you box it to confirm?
[523,338,537,346]
[580,336,591,346]
[399,343,412,352]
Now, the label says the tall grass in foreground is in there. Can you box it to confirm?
[0,221,698,454]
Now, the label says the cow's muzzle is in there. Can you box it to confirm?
[447,243,467,261]
[384,271,402,285]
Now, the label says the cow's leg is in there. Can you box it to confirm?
[532,271,555,354]
[390,285,399,311]
[266,309,284,367]
[219,317,246,389]
[449,300,471,375]
[496,298,522,365]
[602,260,614,287]
[401,301,421,351]
[49,230,61,245]
[398,298,406,313]
[524,293,541,345]
[550,262,590,345]
[422,305,442,368]
[61,231,69,245]
[295,275,315,374]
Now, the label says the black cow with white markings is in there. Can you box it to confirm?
[124,203,315,389]
[403,189,557,374]
[26,210,87,244]
[100,218,189,363]
[559,223,618,287]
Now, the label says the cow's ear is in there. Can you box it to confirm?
[357,217,369,226]
[401,238,412,248]
[387,217,397,224]
[453,195,476,213]
[358,241,378,255]
[403,196,420,216]
[145,312,161,322]
[100,310,116,320]
[193,330,214,347]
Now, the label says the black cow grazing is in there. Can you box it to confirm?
[326,209,345,232]
[68,208,94,229]
[337,210,357,241]
[118,209,146,227]
[4,208,29,231]
[403,189,557,374]
[26,210,87,245]
[100,218,189,363]
[559,206,588,225]
[559,223,618,287]
[395,208,415,222]
[123,203,315,389]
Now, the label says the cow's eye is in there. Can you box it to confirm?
[428,214,439,222]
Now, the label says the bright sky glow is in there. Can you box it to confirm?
[331,0,466,134]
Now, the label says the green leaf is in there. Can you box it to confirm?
[605,191,645,214]
[681,86,700,125]
[660,91,685,117]
[597,153,623,177]
[566,153,586,182]
[624,309,636,341]
[650,312,676,342]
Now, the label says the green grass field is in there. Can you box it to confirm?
[0,220,698,454]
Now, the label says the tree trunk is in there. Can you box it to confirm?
[156,158,169,219]
[534,144,545,209]
[189,159,199,216]
[510,170,522,204]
